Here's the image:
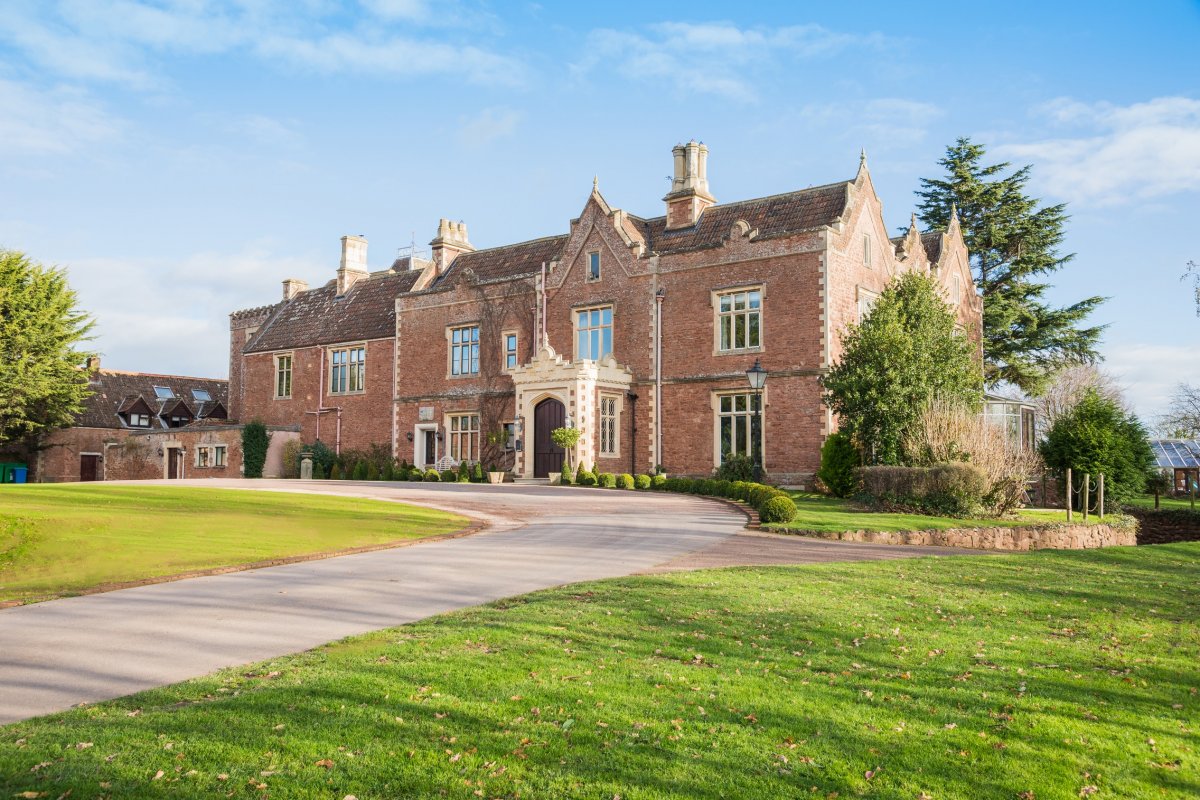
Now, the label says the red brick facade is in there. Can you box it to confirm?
[232,144,981,485]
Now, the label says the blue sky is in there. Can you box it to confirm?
[1,0,1197,420]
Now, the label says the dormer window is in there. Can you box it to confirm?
[587,251,601,282]
[128,413,150,427]
[153,386,175,399]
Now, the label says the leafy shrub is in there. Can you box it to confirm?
[408,470,425,482]
[816,432,860,498]
[560,459,573,485]
[617,473,635,490]
[312,461,326,480]
[714,454,757,482]
[473,462,483,483]
[309,440,336,478]
[330,463,342,481]
[577,470,597,487]
[351,461,367,481]
[441,469,457,483]
[458,461,470,482]
[424,468,441,482]
[651,473,667,489]
[241,421,271,478]
[281,439,303,479]
[634,474,652,490]
[598,472,616,488]
[381,462,394,481]
[365,462,380,481]
[861,462,989,517]
[576,462,589,485]
[1040,388,1154,514]
[759,495,798,523]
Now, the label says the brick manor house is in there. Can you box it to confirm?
[230,142,980,484]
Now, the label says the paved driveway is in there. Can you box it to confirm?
[0,480,982,724]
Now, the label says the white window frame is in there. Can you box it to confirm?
[328,344,366,395]
[599,394,620,457]
[449,325,480,377]
[574,305,613,361]
[447,413,480,463]
[195,446,211,468]
[586,250,601,282]
[274,353,293,399]
[951,273,963,305]
[128,412,150,428]
[863,233,872,267]
[857,287,879,323]
[714,391,764,467]
[714,286,763,353]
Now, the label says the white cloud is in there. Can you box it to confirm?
[65,242,328,378]
[456,107,521,148]
[574,21,888,101]
[784,97,943,149]
[0,79,123,156]
[998,96,1200,205]
[1103,342,1200,420]
[0,0,526,89]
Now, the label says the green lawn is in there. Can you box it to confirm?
[0,485,467,603]
[2,545,1197,799]
[770,492,1098,533]
[1126,494,1199,512]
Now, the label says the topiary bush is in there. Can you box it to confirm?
[365,462,380,481]
[634,474,652,490]
[424,468,441,482]
[577,470,597,487]
[714,453,758,482]
[351,461,368,481]
[816,432,860,498]
[598,472,616,488]
[651,473,667,489]
[860,462,989,517]
[473,462,484,483]
[759,494,798,523]
[441,469,457,483]
[312,461,326,479]
[329,463,342,480]
[560,459,573,485]
[617,473,635,490]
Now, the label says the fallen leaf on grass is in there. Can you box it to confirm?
[13,792,46,798]
[73,743,92,751]
[314,759,335,769]
[152,770,164,780]
[1079,787,1098,797]
[29,763,50,773]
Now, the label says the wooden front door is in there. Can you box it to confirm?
[167,448,183,479]
[80,454,100,482]
[533,398,566,478]
[423,430,437,469]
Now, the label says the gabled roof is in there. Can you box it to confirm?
[160,398,194,419]
[436,235,569,287]
[635,181,852,255]
[244,269,420,353]
[78,371,229,429]
[921,231,943,263]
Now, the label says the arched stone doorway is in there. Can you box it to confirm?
[533,397,566,477]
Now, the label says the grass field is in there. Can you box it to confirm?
[770,492,1093,533]
[1126,494,1199,512]
[2,544,1196,799]
[0,485,467,603]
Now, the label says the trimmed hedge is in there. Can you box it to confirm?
[860,462,988,517]
[617,473,635,490]
[634,474,652,490]
[423,468,441,482]
[598,472,616,488]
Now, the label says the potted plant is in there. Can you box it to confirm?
[550,426,581,485]
[486,462,506,484]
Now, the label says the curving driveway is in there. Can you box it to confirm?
[0,479,978,724]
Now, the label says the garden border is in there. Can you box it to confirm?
[761,519,1136,551]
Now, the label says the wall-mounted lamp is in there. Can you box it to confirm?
[406,431,414,442]
[156,447,163,457]
[436,431,444,442]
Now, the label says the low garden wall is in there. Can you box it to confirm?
[776,521,1136,551]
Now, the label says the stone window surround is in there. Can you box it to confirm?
[710,387,769,472]
[863,233,872,267]
[586,250,601,282]
[273,352,293,400]
[328,343,366,395]
[857,286,879,323]
[572,303,614,362]
[194,444,227,468]
[711,283,765,356]
[502,329,519,373]
[446,411,481,463]
[599,392,621,458]
[446,323,481,379]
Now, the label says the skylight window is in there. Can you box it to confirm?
[192,389,212,402]
[153,386,175,399]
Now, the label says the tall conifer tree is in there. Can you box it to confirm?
[917,138,1105,395]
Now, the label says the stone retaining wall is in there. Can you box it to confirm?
[1127,508,1200,545]
[778,522,1136,551]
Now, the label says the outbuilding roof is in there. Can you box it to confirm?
[77,371,230,429]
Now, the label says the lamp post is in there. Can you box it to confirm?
[745,358,767,480]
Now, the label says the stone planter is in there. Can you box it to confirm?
[548,473,562,485]
[487,471,506,485]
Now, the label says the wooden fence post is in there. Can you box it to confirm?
[1098,473,1105,520]
[1066,467,1073,522]
[1083,473,1090,522]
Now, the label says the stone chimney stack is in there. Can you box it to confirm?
[85,355,101,374]
[429,218,475,274]
[282,278,309,301]
[664,140,715,230]
[337,235,368,295]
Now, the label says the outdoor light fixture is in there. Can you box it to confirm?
[406,431,414,442]
[745,358,767,391]
[436,431,444,442]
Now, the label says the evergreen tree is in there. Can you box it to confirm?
[823,271,981,465]
[917,138,1105,394]
[0,249,95,452]
[241,421,270,478]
